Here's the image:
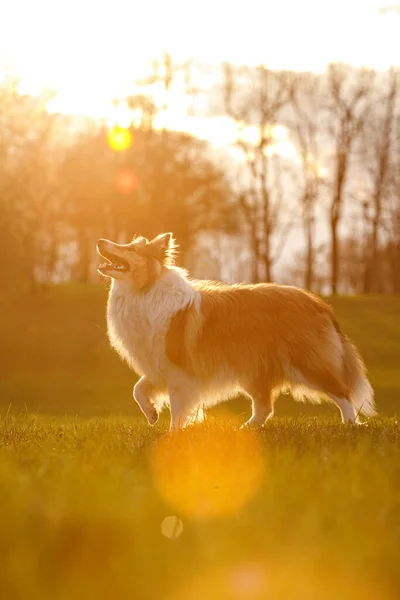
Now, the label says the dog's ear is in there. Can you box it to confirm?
[151,232,174,250]
[146,233,177,265]
[131,235,148,245]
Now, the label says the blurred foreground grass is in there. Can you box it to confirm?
[0,414,399,599]
[0,285,399,416]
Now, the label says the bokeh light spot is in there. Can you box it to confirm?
[229,564,267,598]
[152,424,264,520]
[115,169,137,194]
[107,126,132,152]
[161,516,184,539]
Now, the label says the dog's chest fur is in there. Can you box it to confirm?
[106,271,198,385]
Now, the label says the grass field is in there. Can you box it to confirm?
[0,287,399,598]
[0,415,399,599]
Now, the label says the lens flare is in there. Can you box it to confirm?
[152,423,264,520]
[107,127,132,152]
[229,564,267,598]
[161,516,184,539]
[115,169,137,194]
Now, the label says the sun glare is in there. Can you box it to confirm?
[106,104,134,129]
[152,424,264,520]
[107,127,132,152]
[0,0,397,151]
[46,94,111,120]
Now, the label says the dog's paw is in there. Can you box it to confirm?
[240,418,263,430]
[146,407,159,426]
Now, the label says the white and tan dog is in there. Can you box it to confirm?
[97,233,375,429]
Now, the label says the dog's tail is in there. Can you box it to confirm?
[335,320,376,417]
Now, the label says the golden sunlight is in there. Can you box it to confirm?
[107,127,132,152]
[152,424,264,520]
[167,558,396,600]
[106,104,135,129]
[1,0,397,131]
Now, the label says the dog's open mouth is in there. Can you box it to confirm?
[97,250,129,274]
[98,260,128,272]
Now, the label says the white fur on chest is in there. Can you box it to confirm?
[107,269,198,385]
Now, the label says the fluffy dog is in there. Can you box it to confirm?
[97,233,375,429]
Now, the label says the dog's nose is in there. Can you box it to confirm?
[97,238,107,250]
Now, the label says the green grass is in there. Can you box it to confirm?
[0,414,399,599]
[0,287,399,597]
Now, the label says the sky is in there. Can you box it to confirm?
[0,0,399,122]
[0,0,398,274]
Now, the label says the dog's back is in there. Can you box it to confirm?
[166,280,375,424]
[167,281,338,379]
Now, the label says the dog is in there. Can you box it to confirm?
[97,232,375,429]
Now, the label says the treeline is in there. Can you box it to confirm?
[1,57,399,294]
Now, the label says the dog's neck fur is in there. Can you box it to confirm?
[106,267,199,386]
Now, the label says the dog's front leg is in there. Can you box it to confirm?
[133,377,159,425]
[168,381,198,430]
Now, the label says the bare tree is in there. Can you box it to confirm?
[223,63,295,282]
[325,64,375,293]
[288,72,325,290]
[362,68,399,292]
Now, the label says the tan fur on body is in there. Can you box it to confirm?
[97,233,376,429]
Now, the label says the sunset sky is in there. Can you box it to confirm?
[0,0,398,143]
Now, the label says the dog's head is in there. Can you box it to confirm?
[96,233,177,290]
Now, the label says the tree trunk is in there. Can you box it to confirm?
[261,155,273,283]
[330,215,339,295]
[364,187,383,293]
[303,188,314,291]
[305,224,313,291]
[250,222,261,283]
[330,157,346,295]
[263,232,272,282]
[365,69,397,292]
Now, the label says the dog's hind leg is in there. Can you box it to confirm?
[133,377,160,425]
[327,395,359,424]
